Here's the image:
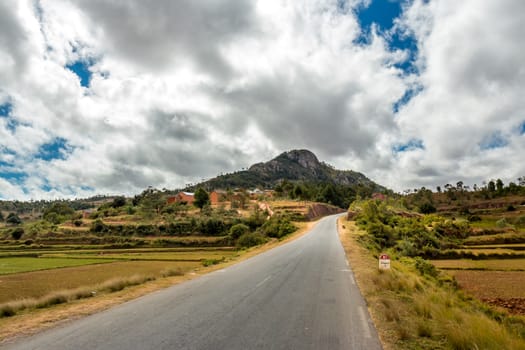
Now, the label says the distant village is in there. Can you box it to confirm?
[167,189,274,207]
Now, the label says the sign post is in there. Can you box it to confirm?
[379,253,390,270]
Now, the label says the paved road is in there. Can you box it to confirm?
[3,214,382,350]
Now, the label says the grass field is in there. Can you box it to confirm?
[0,257,116,275]
[0,246,239,306]
[40,250,238,261]
[0,260,201,304]
[432,259,525,271]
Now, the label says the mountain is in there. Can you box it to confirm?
[186,149,385,192]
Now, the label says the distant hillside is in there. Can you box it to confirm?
[186,149,385,192]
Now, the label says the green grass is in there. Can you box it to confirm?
[0,257,115,275]
[464,232,525,245]
[432,259,525,271]
[40,250,238,262]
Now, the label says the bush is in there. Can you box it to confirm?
[414,257,439,278]
[198,218,227,236]
[230,224,250,239]
[43,203,75,224]
[6,213,21,225]
[260,216,297,239]
[11,227,24,240]
[419,203,436,214]
[468,215,482,222]
[237,232,267,248]
[0,304,16,317]
[91,219,107,233]
[111,196,127,208]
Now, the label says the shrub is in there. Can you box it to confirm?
[414,257,439,278]
[6,213,21,225]
[237,232,267,248]
[73,219,83,227]
[11,227,24,240]
[0,304,16,317]
[202,257,225,266]
[43,203,75,224]
[468,215,482,222]
[260,216,297,239]
[198,218,227,236]
[161,268,184,277]
[419,202,437,214]
[230,224,250,239]
[91,219,107,233]
[111,196,127,208]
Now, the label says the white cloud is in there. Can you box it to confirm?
[382,0,525,191]
[0,0,524,199]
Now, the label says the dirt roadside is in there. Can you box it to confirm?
[337,217,392,350]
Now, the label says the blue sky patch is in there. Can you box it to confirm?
[392,138,424,153]
[480,132,508,150]
[41,180,53,192]
[35,137,74,161]
[354,0,418,74]
[0,101,12,116]
[0,101,21,133]
[520,121,525,135]
[0,169,27,184]
[393,84,423,113]
[66,60,93,88]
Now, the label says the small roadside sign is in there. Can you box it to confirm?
[379,253,390,270]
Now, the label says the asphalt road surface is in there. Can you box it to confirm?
[3,214,382,350]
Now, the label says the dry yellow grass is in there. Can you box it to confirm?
[0,261,201,303]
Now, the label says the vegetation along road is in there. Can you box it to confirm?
[3,214,381,350]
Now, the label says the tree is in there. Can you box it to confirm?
[43,203,75,224]
[229,223,250,240]
[6,213,22,225]
[111,196,127,208]
[419,202,437,214]
[487,180,496,192]
[496,179,504,193]
[0,211,4,222]
[194,188,210,210]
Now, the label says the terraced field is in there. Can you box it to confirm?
[432,200,525,315]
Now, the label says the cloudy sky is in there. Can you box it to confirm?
[1,0,524,199]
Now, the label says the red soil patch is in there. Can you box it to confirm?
[451,270,525,315]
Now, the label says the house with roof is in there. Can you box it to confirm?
[210,190,227,205]
[167,192,195,205]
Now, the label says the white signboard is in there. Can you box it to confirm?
[379,253,391,270]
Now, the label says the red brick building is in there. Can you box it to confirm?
[167,192,195,205]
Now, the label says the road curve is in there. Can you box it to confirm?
[3,214,382,350]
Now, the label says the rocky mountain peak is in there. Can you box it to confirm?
[280,149,320,169]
